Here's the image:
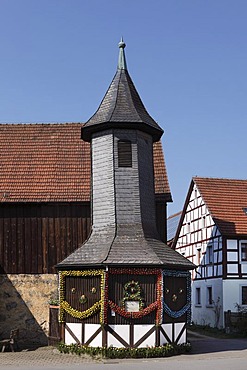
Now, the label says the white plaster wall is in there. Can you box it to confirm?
[65,323,82,344]
[134,325,155,347]
[161,324,172,344]
[175,323,186,345]
[85,324,102,347]
[192,279,223,327]
[222,279,247,313]
[227,240,238,249]
[108,325,129,347]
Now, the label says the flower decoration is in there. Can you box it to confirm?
[109,268,162,325]
[163,270,191,322]
[79,294,88,304]
[59,269,105,323]
[109,300,158,319]
[91,287,97,294]
[60,300,101,320]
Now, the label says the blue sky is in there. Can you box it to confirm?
[0,0,246,216]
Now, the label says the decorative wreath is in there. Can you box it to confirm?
[124,280,141,296]
[122,280,144,309]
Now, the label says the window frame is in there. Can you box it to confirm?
[241,285,247,306]
[240,240,247,263]
[195,287,201,306]
[117,140,132,168]
[207,244,213,265]
[206,286,213,307]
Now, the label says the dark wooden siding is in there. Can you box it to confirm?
[155,198,167,243]
[163,276,187,323]
[65,275,101,324]
[108,273,156,325]
[0,203,91,274]
[0,199,167,274]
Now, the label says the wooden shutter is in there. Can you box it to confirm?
[118,140,132,167]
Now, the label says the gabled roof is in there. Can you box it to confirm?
[194,177,247,236]
[0,123,171,203]
[82,40,163,142]
[174,177,247,241]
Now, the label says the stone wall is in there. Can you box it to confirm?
[0,274,58,347]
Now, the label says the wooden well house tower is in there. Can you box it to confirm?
[57,40,194,348]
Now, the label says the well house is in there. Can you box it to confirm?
[57,40,194,348]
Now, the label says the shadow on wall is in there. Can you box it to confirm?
[0,274,57,349]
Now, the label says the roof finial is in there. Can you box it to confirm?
[118,37,127,70]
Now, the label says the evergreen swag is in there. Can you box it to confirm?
[58,342,191,359]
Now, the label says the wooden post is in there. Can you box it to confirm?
[102,325,107,347]
[155,326,160,346]
[60,322,65,343]
[130,323,134,347]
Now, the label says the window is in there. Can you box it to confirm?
[186,223,191,244]
[242,286,247,305]
[207,286,213,306]
[118,140,132,167]
[195,287,201,305]
[197,248,201,265]
[240,242,247,262]
[207,245,213,264]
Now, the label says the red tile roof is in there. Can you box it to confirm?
[194,177,247,236]
[0,123,171,203]
[153,140,172,200]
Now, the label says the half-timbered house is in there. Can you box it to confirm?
[173,177,247,328]
[57,40,194,348]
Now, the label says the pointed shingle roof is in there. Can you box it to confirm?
[82,40,163,142]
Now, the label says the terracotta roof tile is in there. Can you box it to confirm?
[194,177,247,236]
[0,123,171,203]
[153,141,172,200]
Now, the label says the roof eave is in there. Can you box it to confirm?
[81,121,163,142]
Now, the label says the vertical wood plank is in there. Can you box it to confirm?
[42,217,48,274]
[24,217,31,273]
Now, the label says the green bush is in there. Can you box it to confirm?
[58,342,191,359]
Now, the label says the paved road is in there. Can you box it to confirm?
[1,332,247,370]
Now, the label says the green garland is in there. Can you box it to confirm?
[122,280,144,309]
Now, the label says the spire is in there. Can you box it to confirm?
[118,37,127,70]
[82,39,164,142]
